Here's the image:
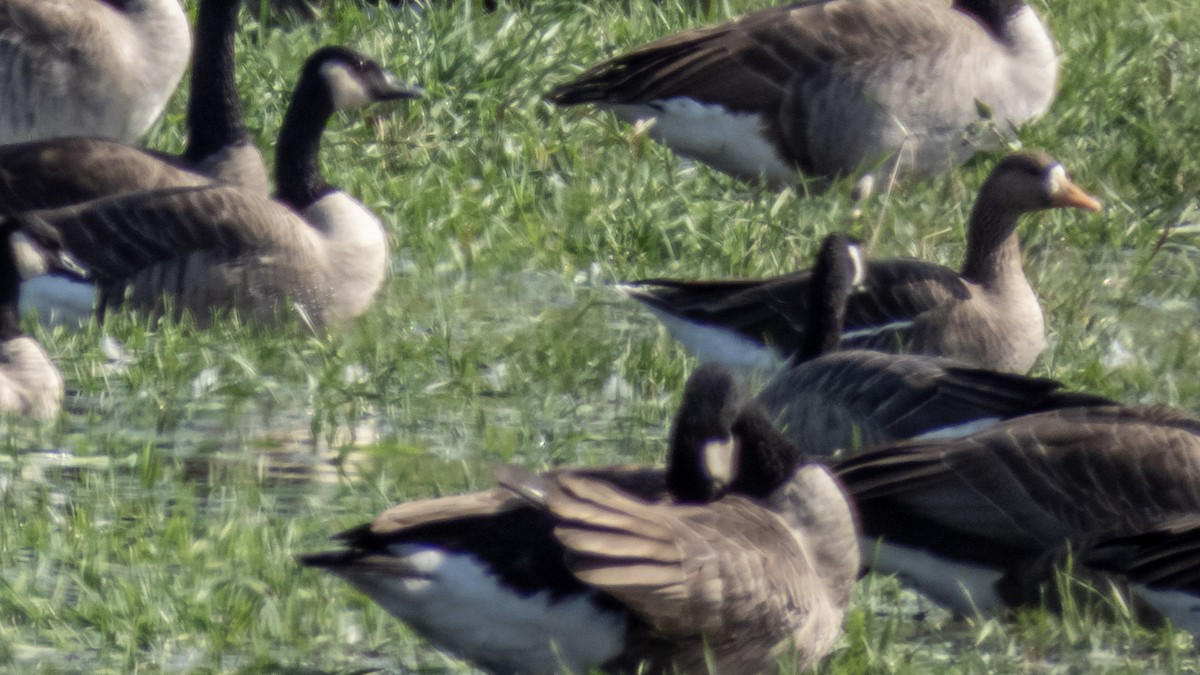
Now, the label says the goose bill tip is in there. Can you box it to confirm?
[1052,184,1102,212]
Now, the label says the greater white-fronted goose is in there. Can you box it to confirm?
[621,152,1101,373]
[299,365,860,674]
[8,47,418,330]
[6,0,267,326]
[0,0,191,145]
[0,224,64,418]
[546,0,1059,191]
[835,405,1200,623]
[756,231,1113,454]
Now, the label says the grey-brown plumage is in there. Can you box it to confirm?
[0,0,267,217]
[547,0,1058,190]
[299,364,860,674]
[620,152,1102,373]
[835,405,1200,621]
[0,0,191,144]
[10,47,420,329]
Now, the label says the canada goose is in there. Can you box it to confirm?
[546,0,1058,192]
[5,0,267,325]
[0,0,267,215]
[7,46,419,330]
[620,152,1101,373]
[0,0,191,145]
[1087,515,1200,634]
[835,404,1200,624]
[0,224,64,418]
[299,365,860,674]
[755,231,1113,454]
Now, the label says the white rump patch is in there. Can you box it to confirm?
[611,99,795,185]
[632,301,781,371]
[1130,584,1200,635]
[864,539,1005,615]
[19,275,96,328]
[344,546,627,673]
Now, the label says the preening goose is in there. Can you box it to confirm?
[8,46,419,330]
[835,405,1200,627]
[0,0,191,144]
[756,232,1113,454]
[0,224,64,418]
[6,0,267,325]
[621,152,1101,373]
[546,0,1058,191]
[299,365,860,674]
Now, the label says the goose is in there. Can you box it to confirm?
[0,0,268,215]
[6,46,419,330]
[1086,515,1200,634]
[298,364,860,674]
[0,0,191,145]
[0,222,65,418]
[755,231,1113,455]
[834,404,1200,628]
[620,152,1101,374]
[545,0,1059,192]
[5,0,268,325]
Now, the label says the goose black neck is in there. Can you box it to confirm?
[727,404,803,499]
[961,191,1024,287]
[0,232,22,341]
[273,71,336,211]
[796,235,854,363]
[182,0,248,165]
[954,0,1026,41]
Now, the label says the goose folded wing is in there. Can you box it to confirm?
[838,407,1200,564]
[1087,514,1200,593]
[0,139,211,214]
[544,473,812,637]
[13,185,322,282]
[547,0,964,112]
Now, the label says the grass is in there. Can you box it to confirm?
[1,0,1199,671]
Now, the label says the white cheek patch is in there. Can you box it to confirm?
[1046,164,1066,195]
[846,243,867,287]
[320,62,372,111]
[704,437,736,489]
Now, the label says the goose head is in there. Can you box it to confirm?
[309,46,423,113]
[977,152,1102,215]
[668,364,809,502]
[666,364,745,503]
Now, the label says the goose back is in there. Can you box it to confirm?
[0,0,191,144]
[836,405,1200,613]
[547,0,1057,188]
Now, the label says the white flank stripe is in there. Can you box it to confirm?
[841,319,915,342]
